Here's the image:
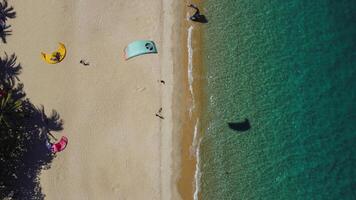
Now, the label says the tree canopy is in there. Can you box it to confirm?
[0,0,15,43]
[0,1,64,198]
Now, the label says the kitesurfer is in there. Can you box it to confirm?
[188,4,208,23]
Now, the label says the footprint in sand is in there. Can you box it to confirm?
[111,184,120,193]
[135,87,146,92]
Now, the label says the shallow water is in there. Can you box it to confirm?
[200,0,356,199]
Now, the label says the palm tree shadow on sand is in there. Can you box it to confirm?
[0,0,16,43]
[0,53,64,199]
[0,103,64,199]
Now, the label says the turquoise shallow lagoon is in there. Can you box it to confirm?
[200,0,356,199]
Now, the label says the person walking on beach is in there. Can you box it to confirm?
[155,107,164,119]
[188,4,208,23]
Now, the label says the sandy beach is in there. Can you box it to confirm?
[4,0,183,199]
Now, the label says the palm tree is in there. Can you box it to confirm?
[0,53,22,88]
[0,22,11,43]
[10,83,25,100]
[0,0,15,43]
[0,0,16,22]
[0,92,23,127]
[30,105,63,138]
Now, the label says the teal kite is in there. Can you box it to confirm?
[124,40,158,60]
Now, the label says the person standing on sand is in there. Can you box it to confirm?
[188,4,208,23]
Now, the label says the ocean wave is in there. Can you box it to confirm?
[187,25,195,118]
[194,142,202,199]
[192,119,202,200]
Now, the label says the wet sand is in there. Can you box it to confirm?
[177,1,206,199]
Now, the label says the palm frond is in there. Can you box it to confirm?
[11,83,26,100]
[0,92,23,127]
[0,53,22,87]
[0,23,11,43]
[31,105,63,135]
[47,110,63,131]
[0,0,16,22]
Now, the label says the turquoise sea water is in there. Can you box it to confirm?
[200,0,356,199]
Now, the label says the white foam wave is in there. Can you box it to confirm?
[192,119,201,200]
[191,119,199,153]
[187,25,201,200]
[194,141,202,200]
[187,25,195,118]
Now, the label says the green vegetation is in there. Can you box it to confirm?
[0,0,15,43]
[0,1,64,198]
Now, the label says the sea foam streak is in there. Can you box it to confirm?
[187,25,195,118]
[187,24,201,200]
[192,119,202,200]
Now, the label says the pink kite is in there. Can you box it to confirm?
[51,136,68,153]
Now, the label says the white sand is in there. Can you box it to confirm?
[5,0,182,199]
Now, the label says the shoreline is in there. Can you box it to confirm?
[2,0,205,199]
[177,1,205,199]
[4,0,182,199]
